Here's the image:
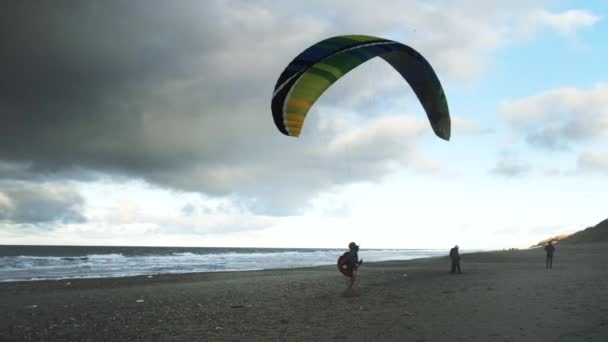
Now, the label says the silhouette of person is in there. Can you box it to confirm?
[449,245,461,274]
[544,241,555,269]
[345,242,362,290]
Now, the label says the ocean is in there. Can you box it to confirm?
[0,245,450,282]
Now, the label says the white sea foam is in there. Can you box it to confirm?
[0,248,453,282]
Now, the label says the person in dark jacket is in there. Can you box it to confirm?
[449,245,462,274]
[343,242,363,295]
[544,241,555,269]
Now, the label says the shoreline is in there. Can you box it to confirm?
[2,244,607,341]
[0,248,468,283]
[0,253,450,289]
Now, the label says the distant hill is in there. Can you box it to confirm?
[531,218,608,247]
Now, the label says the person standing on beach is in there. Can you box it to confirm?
[544,241,555,269]
[339,242,363,295]
[449,245,462,274]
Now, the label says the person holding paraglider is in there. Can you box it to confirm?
[450,245,462,274]
[337,242,363,295]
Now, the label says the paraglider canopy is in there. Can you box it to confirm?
[271,35,451,140]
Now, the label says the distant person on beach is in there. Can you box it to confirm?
[337,242,363,295]
[449,245,462,274]
[544,241,555,269]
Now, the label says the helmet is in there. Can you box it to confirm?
[348,242,359,250]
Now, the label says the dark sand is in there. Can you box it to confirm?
[1,244,607,341]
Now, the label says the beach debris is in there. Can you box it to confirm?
[402,273,408,277]
[215,326,223,331]
[230,304,245,309]
[65,282,71,286]
[147,275,153,278]
[136,299,144,303]
[25,305,38,309]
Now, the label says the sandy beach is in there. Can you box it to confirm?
[1,243,607,342]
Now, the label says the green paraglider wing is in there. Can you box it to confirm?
[271,35,450,140]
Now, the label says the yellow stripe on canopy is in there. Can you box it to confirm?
[313,63,343,79]
[286,98,313,110]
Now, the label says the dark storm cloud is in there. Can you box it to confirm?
[0,1,323,173]
[0,1,278,193]
[0,0,437,215]
[0,1,219,170]
[0,182,86,224]
[2,1,565,216]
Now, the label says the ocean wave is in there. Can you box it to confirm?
[171,252,199,257]
[85,253,125,259]
[0,248,449,282]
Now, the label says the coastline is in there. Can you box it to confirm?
[1,244,607,341]
[0,246,452,283]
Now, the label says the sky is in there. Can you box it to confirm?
[0,0,607,249]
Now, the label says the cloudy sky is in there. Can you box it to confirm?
[1,0,607,249]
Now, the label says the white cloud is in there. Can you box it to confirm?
[500,84,608,150]
[452,116,493,135]
[520,9,600,37]
[412,157,448,175]
[490,158,531,177]
[76,180,278,235]
[0,192,14,209]
[577,151,608,174]
[543,168,563,177]
[0,181,86,224]
[324,116,425,160]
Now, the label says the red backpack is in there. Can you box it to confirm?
[337,252,353,277]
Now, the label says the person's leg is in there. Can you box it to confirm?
[457,262,461,274]
[549,255,553,268]
[451,261,455,273]
[352,271,361,294]
[343,273,358,297]
[546,256,549,269]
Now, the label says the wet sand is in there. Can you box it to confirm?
[1,243,607,341]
